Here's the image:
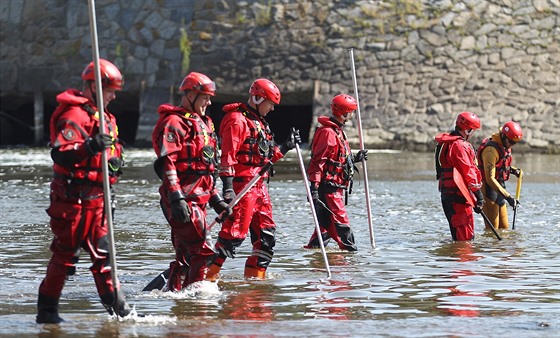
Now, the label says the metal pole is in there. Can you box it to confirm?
[348,48,376,248]
[295,142,331,278]
[208,162,273,230]
[33,89,44,145]
[87,0,120,311]
[452,168,502,241]
[512,169,523,230]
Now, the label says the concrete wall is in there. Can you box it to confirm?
[1,0,559,152]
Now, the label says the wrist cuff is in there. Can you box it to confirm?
[209,193,223,207]
[168,190,185,203]
[220,176,234,190]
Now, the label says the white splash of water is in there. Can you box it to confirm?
[145,280,222,300]
[111,306,177,325]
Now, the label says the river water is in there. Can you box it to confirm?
[0,148,558,337]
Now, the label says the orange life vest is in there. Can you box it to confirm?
[477,138,512,183]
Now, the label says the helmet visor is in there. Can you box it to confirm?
[342,110,354,120]
[104,77,124,90]
[196,81,216,94]
[505,136,519,145]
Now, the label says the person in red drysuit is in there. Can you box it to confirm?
[37,59,131,323]
[152,72,231,291]
[435,112,484,241]
[303,94,368,251]
[206,78,301,280]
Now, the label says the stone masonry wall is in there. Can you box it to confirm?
[1,0,559,152]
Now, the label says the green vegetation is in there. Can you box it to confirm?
[255,0,272,26]
[115,42,123,59]
[179,26,192,74]
[55,40,81,58]
[359,0,429,35]
[235,12,247,25]
[390,0,424,24]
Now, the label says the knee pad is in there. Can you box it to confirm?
[216,237,242,259]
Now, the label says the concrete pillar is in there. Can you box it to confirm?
[135,82,174,146]
[33,90,44,145]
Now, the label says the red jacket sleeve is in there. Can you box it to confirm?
[51,106,95,165]
[219,113,247,177]
[154,114,186,196]
[307,127,337,184]
[448,140,482,191]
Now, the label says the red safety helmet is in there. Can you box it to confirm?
[501,121,523,143]
[455,111,481,131]
[81,59,123,90]
[331,94,357,116]
[179,72,216,96]
[249,79,281,104]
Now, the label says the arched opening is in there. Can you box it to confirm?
[107,91,140,146]
[0,94,35,146]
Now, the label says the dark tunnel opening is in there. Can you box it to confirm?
[1,90,312,148]
[0,94,36,146]
[0,91,140,147]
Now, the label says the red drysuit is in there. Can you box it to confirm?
[152,103,221,289]
[435,131,482,241]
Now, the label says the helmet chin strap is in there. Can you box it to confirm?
[500,133,512,148]
[251,95,265,116]
[185,92,200,112]
[88,82,98,106]
[252,95,265,105]
[460,128,474,140]
[341,112,354,124]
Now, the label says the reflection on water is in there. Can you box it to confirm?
[432,242,484,318]
[0,148,558,337]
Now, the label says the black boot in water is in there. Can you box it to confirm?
[36,293,64,324]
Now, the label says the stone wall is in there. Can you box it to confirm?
[1,0,559,152]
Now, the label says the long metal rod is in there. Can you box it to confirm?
[348,48,376,248]
[87,0,120,310]
[146,161,285,291]
[452,168,502,241]
[512,169,523,230]
[295,143,331,278]
[208,162,273,230]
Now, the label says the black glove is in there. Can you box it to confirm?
[279,129,302,154]
[506,195,518,208]
[308,182,322,211]
[209,194,232,222]
[510,167,521,177]
[221,176,235,204]
[171,199,190,223]
[86,133,113,155]
[108,157,124,176]
[473,189,484,214]
[310,182,319,202]
[354,149,368,162]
